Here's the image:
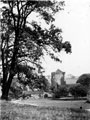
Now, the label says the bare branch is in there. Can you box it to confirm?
[8,1,16,28]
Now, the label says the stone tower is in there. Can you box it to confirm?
[51,69,66,89]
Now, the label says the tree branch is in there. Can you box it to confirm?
[8,1,16,28]
[18,58,40,67]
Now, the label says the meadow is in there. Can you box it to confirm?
[0,99,90,120]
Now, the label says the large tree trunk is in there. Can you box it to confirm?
[1,83,8,100]
[1,73,14,100]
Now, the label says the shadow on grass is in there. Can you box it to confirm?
[51,97,87,101]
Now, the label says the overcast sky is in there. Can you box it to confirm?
[42,0,90,76]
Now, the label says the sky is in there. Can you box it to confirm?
[42,0,90,76]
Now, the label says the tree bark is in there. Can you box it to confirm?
[1,73,14,100]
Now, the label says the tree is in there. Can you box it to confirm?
[1,0,71,100]
[76,74,90,88]
[9,64,37,97]
[33,75,50,92]
[69,84,87,98]
[16,66,50,92]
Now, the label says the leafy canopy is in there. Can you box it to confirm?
[1,0,71,79]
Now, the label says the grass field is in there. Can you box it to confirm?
[11,98,90,109]
[0,99,90,120]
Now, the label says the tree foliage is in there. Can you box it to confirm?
[76,74,90,88]
[69,84,87,98]
[33,75,50,92]
[0,0,71,100]
[52,85,68,98]
[16,65,50,92]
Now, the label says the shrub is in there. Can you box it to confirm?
[9,86,23,99]
[44,94,48,98]
[69,84,87,98]
[53,86,68,98]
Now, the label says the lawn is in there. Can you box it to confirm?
[11,98,90,109]
[0,99,90,120]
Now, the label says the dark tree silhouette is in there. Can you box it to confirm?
[69,84,87,98]
[77,74,90,88]
[1,0,71,100]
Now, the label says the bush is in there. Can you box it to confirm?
[53,86,68,98]
[44,94,48,98]
[69,84,87,98]
[9,86,23,99]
